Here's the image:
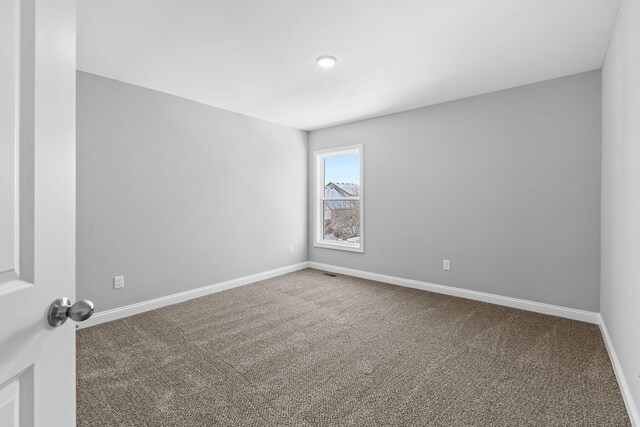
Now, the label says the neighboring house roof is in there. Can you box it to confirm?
[325,182,359,197]
[324,182,359,210]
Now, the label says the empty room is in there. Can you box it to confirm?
[1,0,639,425]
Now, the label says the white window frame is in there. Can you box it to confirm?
[314,145,364,253]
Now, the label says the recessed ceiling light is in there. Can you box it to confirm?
[316,55,337,68]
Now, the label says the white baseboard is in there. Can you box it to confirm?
[308,262,600,324]
[78,262,309,329]
[81,261,599,329]
[599,317,640,427]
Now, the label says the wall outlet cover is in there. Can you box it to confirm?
[113,276,124,289]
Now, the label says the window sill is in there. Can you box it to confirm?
[314,241,364,253]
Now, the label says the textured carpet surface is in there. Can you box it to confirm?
[77,269,630,426]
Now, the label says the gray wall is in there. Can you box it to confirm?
[309,71,601,312]
[601,0,640,414]
[77,72,308,312]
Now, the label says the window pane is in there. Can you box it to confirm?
[323,200,360,245]
[324,154,360,197]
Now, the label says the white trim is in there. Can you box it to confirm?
[313,145,364,253]
[78,262,309,329]
[314,241,363,252]
[13,0,21,281]
[308,262,600,324]
[599,316,640,427]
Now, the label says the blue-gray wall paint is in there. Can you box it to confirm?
[601,0,640,414]
[77,71,308,312]
[309,71,602,312]
[77,70,601,314]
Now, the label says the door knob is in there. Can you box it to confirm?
[47,297,94,327]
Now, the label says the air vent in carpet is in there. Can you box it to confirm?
[322,273,338,277]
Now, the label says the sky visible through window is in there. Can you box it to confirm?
[324,154,360,185]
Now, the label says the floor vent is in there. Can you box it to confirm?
[322,273,338,277]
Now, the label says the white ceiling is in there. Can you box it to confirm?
[77,0,620,131]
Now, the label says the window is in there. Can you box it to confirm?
[314,145,363,252]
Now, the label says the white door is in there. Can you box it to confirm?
[0,0,79,425]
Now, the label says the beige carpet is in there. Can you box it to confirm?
[77,268,630,426]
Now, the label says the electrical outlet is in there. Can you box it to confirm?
[289,245,294,255]
[113,275,124,289]
[443,260,451,271]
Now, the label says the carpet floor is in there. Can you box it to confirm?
[77,268,630,426]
